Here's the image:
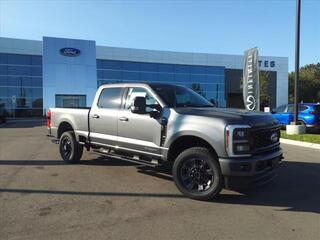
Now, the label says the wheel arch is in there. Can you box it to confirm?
[167,134,219,162]
[57,121,74,139]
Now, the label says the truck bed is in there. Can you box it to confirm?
[49,107,90,139]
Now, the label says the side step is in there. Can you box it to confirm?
[92,149,161,168]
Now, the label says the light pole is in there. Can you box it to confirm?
[293,0,301,125]
[287,0,305,134]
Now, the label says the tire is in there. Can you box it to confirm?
[59,131,83,164]
[172,147,223,201]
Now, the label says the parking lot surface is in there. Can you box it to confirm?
[0,121,319,240]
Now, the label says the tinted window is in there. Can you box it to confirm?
[275,105,286,112]
[298,105,308,112]
[98,87,122,109]
[124,87,158,111]
[151,84,213,108]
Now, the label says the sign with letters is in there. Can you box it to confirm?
[243,48,260,111]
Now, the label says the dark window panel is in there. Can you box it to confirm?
[141,72,158,82]
[31,67,42,76]
[97,70,104,79]
[140,63,158,72]
[31,56,42,65]
[122,62,140,71]
[0,65,7,75]
[175,74,190,82]
[190,65,206,74]
[32,77,42,87]
[206,74,222,83]
[158,64,174,73]
[97,87,122,109]
[0,76,7,86]
[206,66,224,75]
[175,64,190,74]
[103,70,122,80]
[7,65,31,76]
[0,87,8,97]
[32,98,43,108]
[122,71,140,81]
[0,53,8,64]
[8,54,31,65]
[158,73,174,82]
[96,60,103,69]
[190,74,206,83]
[103,60,122,70]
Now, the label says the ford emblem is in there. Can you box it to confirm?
[270,132,278,143]
[60,48,81,57]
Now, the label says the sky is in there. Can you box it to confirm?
[0,0,319,71]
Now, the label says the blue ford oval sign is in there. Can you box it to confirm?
[60,48,81,57]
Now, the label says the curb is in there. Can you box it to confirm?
[280,138,320,150]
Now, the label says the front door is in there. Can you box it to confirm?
[117,87,162,156]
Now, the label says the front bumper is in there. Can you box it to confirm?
[219,149,283,189]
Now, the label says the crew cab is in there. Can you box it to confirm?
[47,83,283,200]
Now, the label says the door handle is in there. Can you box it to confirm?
[92,114,100,119]
[119,116,129,122]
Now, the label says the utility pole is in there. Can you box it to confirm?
[293,0,301,125]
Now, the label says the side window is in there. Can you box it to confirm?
[124,87,157,111]
[275,105,286,113]
[287,105,293,113]
[298,105,308,112]
[97,87,122,109]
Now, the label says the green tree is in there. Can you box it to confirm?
[289,63,320,103]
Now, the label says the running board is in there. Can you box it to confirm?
[92,149,161,167]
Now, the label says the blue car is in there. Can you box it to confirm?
[272,103,320,131]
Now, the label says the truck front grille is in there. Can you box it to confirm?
[251,127,280,152]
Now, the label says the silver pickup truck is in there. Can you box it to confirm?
[47,83,283,200]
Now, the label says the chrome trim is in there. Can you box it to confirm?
[225,124,251,158]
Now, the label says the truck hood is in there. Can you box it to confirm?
[174,107,279,128]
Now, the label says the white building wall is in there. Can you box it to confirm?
[42,37,97,111]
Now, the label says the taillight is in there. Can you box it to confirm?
[310,110,320,115]
[47,110,51,128]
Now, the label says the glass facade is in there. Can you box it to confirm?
[0,52,226,118]
[97,60,226,107]
[0,53,43,117]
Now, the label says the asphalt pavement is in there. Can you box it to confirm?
[0,121,319,240]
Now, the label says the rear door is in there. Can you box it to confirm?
[89,87,124,147]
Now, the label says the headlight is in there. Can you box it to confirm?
[225,125,251,157]
[233,128,250,140]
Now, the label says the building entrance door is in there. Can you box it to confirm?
[55,95,87,108]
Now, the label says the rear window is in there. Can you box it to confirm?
[97,87,122,109]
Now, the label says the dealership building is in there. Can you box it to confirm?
[0,36,288,118]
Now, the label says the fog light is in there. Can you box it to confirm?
[235,144,250,152]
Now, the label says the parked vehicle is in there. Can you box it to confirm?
[47,83,283,200]
[272,103,320,131]
[0,104,7,123]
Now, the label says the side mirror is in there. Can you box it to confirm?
[131,96,146,114]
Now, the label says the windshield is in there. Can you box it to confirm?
[150,84,214,108]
